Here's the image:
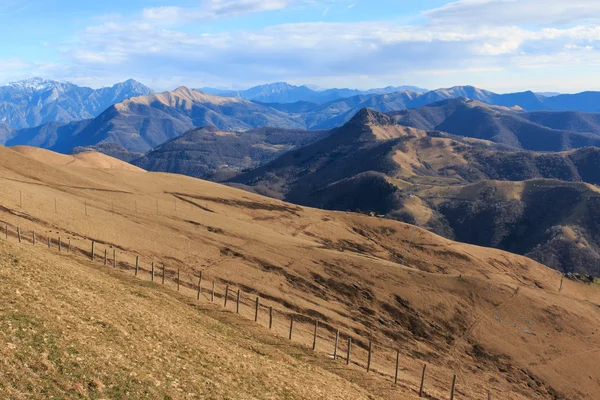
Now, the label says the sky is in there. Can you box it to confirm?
[0,0,599,93]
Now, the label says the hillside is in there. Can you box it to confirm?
[0,236,383,400]
[2,144,600,399]
[132,126,329,180]
[231,107,600,275]
[0,78,153,129]
[9,145,145,172]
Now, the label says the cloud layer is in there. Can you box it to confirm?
[3,0,600,92]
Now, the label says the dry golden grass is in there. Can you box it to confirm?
[1,145,600,399]
[10,146,145,172]
[0,240,396,400]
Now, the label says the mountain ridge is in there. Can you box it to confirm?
[6,84,600,156]
[198,82,428,103]
[0,77,154,129]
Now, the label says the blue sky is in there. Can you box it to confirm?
[1,0,599,92]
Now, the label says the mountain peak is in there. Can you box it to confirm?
[173,86,195,95]
[4,77,64,91]
[348,108,393,126]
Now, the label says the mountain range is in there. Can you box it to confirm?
[135,98,600,184]
[4,87,307,153]
[392,98,600,151]
[229,104,600,276]
[5,82,600,155]
[198,82,428,104]
[0,78,153,129]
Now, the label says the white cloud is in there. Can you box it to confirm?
[142,0,292,23]
[6,0,599,92]
[425,0,600,26]
[51,16,599,91]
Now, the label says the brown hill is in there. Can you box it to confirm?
[9,146,145,172]
[1,144,600,399]
[231,109,600,275]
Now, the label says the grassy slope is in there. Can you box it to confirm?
[1,145,600,399]
[0,239,385,400]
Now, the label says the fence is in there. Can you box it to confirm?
[0,184,500,399]
[0,220,501,400]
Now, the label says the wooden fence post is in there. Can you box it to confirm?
[254,297,260,322]
[68,239,71,252]
[269,307,273,329]
[177,269,180,291]
[289,316,294,340]
[113,249,116,268]
[367,340,373,372]
[32,232,36,245]
[224,285,229,307]
[211,281,215,303]
[197,272,202,299]
[19,190,22,208]
[488,391,492,400]
[394,350,400,385]
[312,321,318,351]
[54,197,57,213]
[333,329,339,359]
[419,364,427,397]
[346,338,352,366]
[104,249,107,266]
[58,237,61,252]
[236,289,241,313]
[151,262,155,281]
[450,374,456,400]
[135,256,139,276]
[48,237,51,249]
[91,241,95,261]
[17,227,21,243]
[162,265,165,284]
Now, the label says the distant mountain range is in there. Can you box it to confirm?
[257,85,600,130]
[0,78,153,129]
[229,105,600,276]
[4,87,306,153]
[4,83,600,156]
[392,98,600,151]
[198,82,428,104]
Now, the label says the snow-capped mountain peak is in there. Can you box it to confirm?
[5,77,65,91]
